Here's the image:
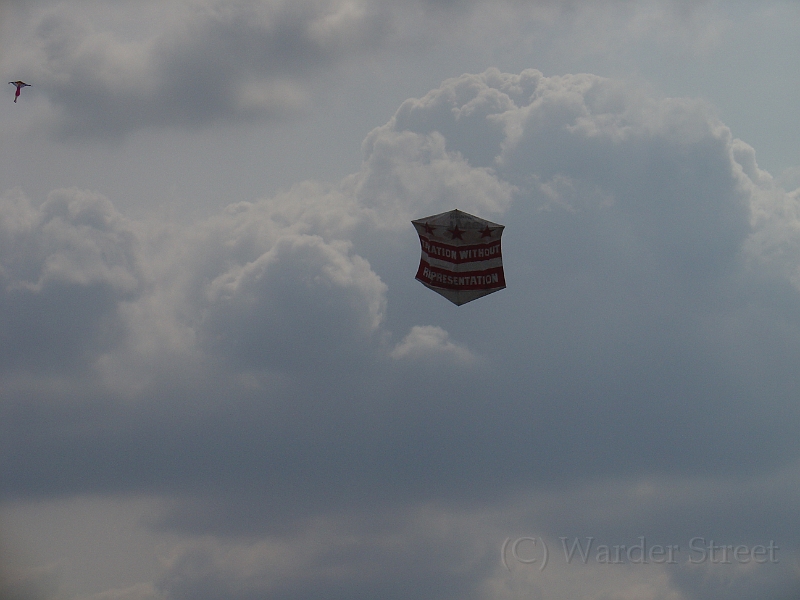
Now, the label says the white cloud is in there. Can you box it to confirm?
[153,504,495,600]
[200,232,387,370]
[4,0,392,139]
[0,187,143,374]
[74,583,167,600]
[391,325,475,363]
[5,63,800,600]
[353,128,516,228]
[10,188,141,294]
[0,0,754,145]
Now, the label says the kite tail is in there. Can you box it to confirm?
[14,89,20,102]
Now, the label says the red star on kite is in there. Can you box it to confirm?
[448,225,464,240]
[480,226,494,238]
[423,222,435,234]
[9,81,30,103]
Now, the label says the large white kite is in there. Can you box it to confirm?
[412,209,506,306]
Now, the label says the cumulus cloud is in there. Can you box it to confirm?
[391,325,475,362]
[353,128,516,227]
[0,187,142,374]
[153,505,495,600]
[6,0,391,139]
[4,66,800,600]
[75,583,167,600]
[4,66,800,494]
[201,233,387,370]
[0,0,737,142]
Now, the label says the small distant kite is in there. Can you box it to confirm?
[412,209,506,306]
[9,81,30,103]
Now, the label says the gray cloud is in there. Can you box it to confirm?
[5,67,800,483]
[1,0,737,143]
[5,68,800,492]
[0,188,142,373]
[15,0,392,139]
[4,66,800,600]
[154,512,495,600]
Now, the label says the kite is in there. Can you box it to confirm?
[9,81,30,103]
[412,209,506,306]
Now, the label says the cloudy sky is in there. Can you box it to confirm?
[2,1,800,599]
